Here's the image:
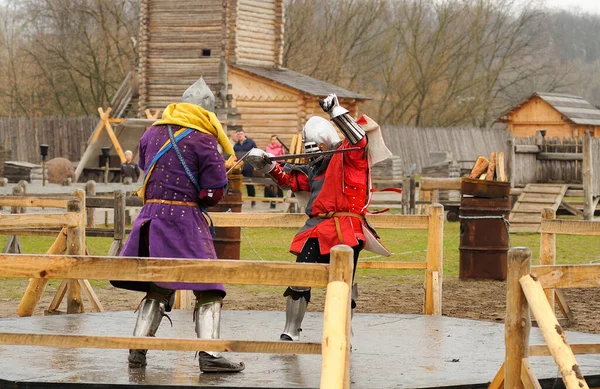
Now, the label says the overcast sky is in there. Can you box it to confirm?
[544,0,600,14]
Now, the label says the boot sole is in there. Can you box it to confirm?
[200,362,245,373]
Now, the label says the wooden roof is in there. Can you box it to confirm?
[232,65,369,100]
[498,92,600,126]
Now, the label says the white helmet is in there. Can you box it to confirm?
[181,76,215,112]
[302,116,340,153]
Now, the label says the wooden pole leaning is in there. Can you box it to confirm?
[424,204,443,315]
[17,228,68,316]
[539,208,556,307]
[504,247,532,389]
[582,131,593,221]
[2,185,25,254]
[519,274,589,389]
[320,245,354,389]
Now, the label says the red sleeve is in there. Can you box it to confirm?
[269,164,310,192]
[343,137,367,168]
[198,186,225,207]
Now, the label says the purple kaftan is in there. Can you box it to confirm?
[115,124,228,294]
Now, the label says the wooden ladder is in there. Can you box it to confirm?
[509,184,569,233]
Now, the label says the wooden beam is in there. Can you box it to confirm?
[583,131,594,220]
[0,196,69,209]
[515,145,541,153]
[519,275,589,389]
[520,358,541,389]
[209,213,430,229]
[98,107,126,164]
[424,204,443,315]
[0,213,80,230]
[505,247,532,389]
[0,255,330,287]
[0,333,321,354]
[497,152,507,182]
[540,219,600,236]
[419,177,461,191]
[537,152,583,161]
[530,343,600,356]
[532,264,600,289]
[539,209,556,306]
[66,199,84,314]
[489,362,505,389]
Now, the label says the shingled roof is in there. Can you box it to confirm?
[232,65,369,100]
[500,92,600,126]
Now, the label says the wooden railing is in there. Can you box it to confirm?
[489,217,600,389]
[0,245,355,389]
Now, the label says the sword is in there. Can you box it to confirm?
[275,136,290,153]
[266,147,362,162]
[225,150,252,175]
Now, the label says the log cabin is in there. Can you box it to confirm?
[497,92,600,138]
[137,0,368,149]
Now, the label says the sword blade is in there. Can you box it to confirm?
[225,149,252,175]
[267,147,362,162]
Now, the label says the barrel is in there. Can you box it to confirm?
[459,178,510,281]
[211,172,243,260]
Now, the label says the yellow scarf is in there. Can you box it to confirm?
[154,102,234,155]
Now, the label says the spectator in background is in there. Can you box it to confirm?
[233,129,257,207]
[121,150,140,183]
[264,135,285,209]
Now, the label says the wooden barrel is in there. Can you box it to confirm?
[459,179,511,281]
[211,173,243,260]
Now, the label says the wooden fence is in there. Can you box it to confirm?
[381,125,507,173]
[0,116,96,163]
[0,240,355,389]
[489,216,600,389]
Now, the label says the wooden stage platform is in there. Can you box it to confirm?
[1,310,600,388]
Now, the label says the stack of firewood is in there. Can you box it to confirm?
[469,152,507,181]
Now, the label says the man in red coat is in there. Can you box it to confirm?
[247,94,389,341]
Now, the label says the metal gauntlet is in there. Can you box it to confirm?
[319,94,365,144]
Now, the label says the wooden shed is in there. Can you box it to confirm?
[497,92,600,138]
[137,0,368,149]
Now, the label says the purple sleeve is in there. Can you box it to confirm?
[196,136,228,189]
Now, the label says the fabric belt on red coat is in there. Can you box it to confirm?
[313,212,365,244]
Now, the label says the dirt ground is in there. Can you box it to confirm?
[2,276,600,334]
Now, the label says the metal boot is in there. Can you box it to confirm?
[280,294,308,341]
[195,301,245,373]
[128,298,166,368]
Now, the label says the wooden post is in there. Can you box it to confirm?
[108,190,126,256]
[520,275,589,389]
[320,245,353,389]
[424,204,443,315]
[17,229,68,316]
[507,135,515,187]
[86,180,96,228]
[402,177,410,214]
[540,208,556,307]
[66,199,84,314]
[409,176,416,215]
[505,247,532,389]
[583,131,593,220]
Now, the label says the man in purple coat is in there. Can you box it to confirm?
[111,77,244,373]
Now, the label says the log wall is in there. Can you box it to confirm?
[138,0,228,115]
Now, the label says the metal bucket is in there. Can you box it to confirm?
[210,173,243,260]
[459,179,510,281]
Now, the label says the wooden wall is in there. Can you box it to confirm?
[505,96,600,138]
[0,117,96,163]
[138,0,227,115]
[228,0,284,67]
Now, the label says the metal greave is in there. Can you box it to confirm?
[194,301,222,358]
[132,298,166,338]
[281,295,308,341]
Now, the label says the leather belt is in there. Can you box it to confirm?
[314,212,364,243]
[146,199,198,207]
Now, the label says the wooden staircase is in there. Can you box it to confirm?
[509,184,568,233]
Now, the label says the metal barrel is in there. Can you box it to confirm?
[211,173,243,260]
[459,178,511,281]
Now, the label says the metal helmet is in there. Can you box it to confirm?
[181,76,215,112]
[302,116,340,153]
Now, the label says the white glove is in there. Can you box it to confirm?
[246,148,276,174]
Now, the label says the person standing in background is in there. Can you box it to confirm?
[264,135,285,208]
[120,150,141,183]
[233,129,257,207]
